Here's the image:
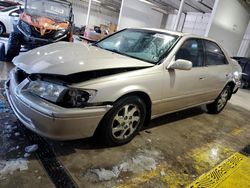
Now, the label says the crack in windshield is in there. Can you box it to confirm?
[96,29,178,64]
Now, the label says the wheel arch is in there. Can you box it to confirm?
[114,91,152,127]
[94,90,152,137]
[93,91,152,144]
[226,81,236,100]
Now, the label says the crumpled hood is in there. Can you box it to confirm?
[13,42,153,75]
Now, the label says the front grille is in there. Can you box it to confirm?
[15,68,28,84]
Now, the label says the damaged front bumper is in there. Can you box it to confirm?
[5,69,112,140]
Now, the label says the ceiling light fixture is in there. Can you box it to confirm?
[93,0,101,3]
[152,7,169,14]
[106,5,116,10]
[139,0,155,6]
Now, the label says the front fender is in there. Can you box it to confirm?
[111,85,152,102]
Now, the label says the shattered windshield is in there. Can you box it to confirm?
[96,29,178,64]
[25,0,71,22]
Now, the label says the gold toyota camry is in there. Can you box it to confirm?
[5,28,242,145]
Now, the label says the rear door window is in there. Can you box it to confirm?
[204,40,228,66]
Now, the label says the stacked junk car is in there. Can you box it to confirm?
[5,0,74,61]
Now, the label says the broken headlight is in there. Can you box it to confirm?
[27,80,97,107]
[27,80,67,103]
[62,89,97,107]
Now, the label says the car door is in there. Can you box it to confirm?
[202,40,233,99]
[159,38,213,114]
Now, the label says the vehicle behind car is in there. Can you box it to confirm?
[0,6,23,35]
[233,57,250,88]
[0,0,20,10]
[5,0,74,61]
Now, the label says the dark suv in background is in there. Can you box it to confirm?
[233,57,250,89]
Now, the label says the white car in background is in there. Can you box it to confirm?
[0,6,23,35]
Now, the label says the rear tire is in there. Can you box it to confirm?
[0,42,5,61]
[206,85,231,114]
[5,32,22,62]
[0,22,5,36]
[98,96,146,146]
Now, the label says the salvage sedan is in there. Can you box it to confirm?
[5,28,241,145]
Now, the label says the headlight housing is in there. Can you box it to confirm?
[54,29,67,39]
[27,81,67,103]
[27,80,97,107]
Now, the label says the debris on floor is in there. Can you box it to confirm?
[25,144,38,153]
[85,149,163,182]
[0,158,28,178]
[24,153,31,158]
[7,146,19,153]
[14,132,20,137]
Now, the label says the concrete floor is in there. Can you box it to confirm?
[0,61,250,188]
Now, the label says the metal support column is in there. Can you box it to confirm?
[117,0,125,31]
[86,0,92,27]
[174,0,185,31]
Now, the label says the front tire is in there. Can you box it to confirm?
[206,85,231,114]
[0,22,5,36]
[0,42,5,61]
[5,32,22,62]
[99,96,146,146]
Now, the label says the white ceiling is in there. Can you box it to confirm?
[73,0,215,14]
[140,0,215,13]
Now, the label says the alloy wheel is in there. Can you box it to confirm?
[217,88,229,111]
[111,104,141,140]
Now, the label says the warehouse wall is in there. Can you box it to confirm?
[165,13,185,31]
[118,0,163,30]
[182,12,210,36]
[165,12,210,36]
[238,20,250,57]
[206,0,250,56]
[73,6,118,28]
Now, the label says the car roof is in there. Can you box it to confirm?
[132,27,218,43]
[141,28,186,36]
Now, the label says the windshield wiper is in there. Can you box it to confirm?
[107,48,124,55]
[92,43,106,50]
[92,44,122,55]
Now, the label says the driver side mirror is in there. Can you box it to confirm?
[168,59,192,70]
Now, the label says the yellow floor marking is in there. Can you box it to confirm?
[188,143,234,174]
[231,128,245,136]
[217,155,250,188]
[162,169,191,188]
[117,163,192,188]
[117,144,248,188]
[188,152,250,188]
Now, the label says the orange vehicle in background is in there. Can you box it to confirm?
[6,0,74,61]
